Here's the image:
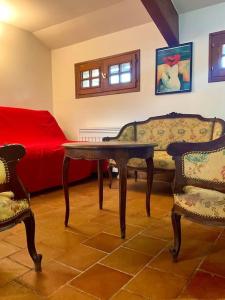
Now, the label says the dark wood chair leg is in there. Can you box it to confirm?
[134,170,138,182]
[108,165,113,189]
[146,158,154,217]
[23,212,42,272]
[170,210,181,262]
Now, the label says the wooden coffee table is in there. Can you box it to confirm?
[62,141,157,238]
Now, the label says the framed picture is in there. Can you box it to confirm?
[155,42,193,95]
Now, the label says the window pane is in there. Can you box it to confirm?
[82,80,90,88]
[221,56,225,68]
[82,71,89,79]
[75,49,140,98]
[222,44,225,55]
[92,78,100,87]
[121,62,131,72]
[109,75,119,84]
[92,69,99,77]
[120,72,131,83]
[109,65,119,74]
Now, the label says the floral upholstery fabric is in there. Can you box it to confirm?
[118,125,135,141]
[0,191,29,222]
[213,121,224,140]
[109,150,175,170]
[174,185,225,218]
[136,118,216,150]
[0,160,7,184]
[183,147,225,183]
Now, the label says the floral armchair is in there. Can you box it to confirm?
[103,112,225,187]
[167,134,225,261]
[0,144,42,271]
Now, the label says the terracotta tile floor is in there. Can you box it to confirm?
[0,178,225,299]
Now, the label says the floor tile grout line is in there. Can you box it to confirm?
[62,229,144,280]
[14,277,44,298]
[3,179,223,299]
[46,282,100,299]
[57,228,147,299]
[107,242,172,299]
[175,226,224,298]
[94,229,146,265]
[109,288,148,300]
[197,268,225,280]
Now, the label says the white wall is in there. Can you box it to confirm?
[52,3,225,139]
[0,22,52,111]
[52,22,166,139]
[178,3,225,120]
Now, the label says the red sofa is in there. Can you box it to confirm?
[0,106,97,192]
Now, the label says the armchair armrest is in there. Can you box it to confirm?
[167,135,225,193]
[0,144,29,200]
[167,135,225,157]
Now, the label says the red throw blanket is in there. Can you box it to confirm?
[0,106,97,192]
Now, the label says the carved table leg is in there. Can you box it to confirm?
[63,156,71,227]
[98,160,104,209]
[108,165,113,188]
[116,159,128,239]
[146,157,154,217]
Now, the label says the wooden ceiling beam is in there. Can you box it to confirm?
[141,0,179,47]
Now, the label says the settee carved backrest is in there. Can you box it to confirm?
[103,113,225,151]
[0,144,28,200]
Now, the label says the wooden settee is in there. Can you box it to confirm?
[103,112,225,187]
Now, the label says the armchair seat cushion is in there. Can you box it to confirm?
[174,186,225,219]
[0,191,29,222]
[110,151,175,170]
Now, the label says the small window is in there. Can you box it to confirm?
[209,30,225,82]
[75,50,140,98]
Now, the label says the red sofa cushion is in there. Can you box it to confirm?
[0,106,96,192]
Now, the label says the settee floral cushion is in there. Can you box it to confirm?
[110,150,175,170]
[213,121,224,140]
[0,191,29,222]
[136,118,222,150]
[0,160,7,184]
[183,147,225,183]
[174,185,225,218]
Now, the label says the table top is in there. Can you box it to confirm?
[62,141,158,149]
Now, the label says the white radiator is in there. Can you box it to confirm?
[79,127,120,142]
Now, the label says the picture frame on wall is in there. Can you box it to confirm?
[155,42,193,95]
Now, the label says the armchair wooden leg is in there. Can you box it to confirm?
[134,170,138,182]
[23,211,42,272]
[170,210,181,262]
[108,165,113,189]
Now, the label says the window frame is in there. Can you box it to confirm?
[209,30,225,82]
[75,49,140,98]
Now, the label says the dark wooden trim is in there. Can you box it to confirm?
[209,30,225,83]
[141,0,179,47]
[168,135,225,157]
[103,112,225,144]
[75,49,140,99]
